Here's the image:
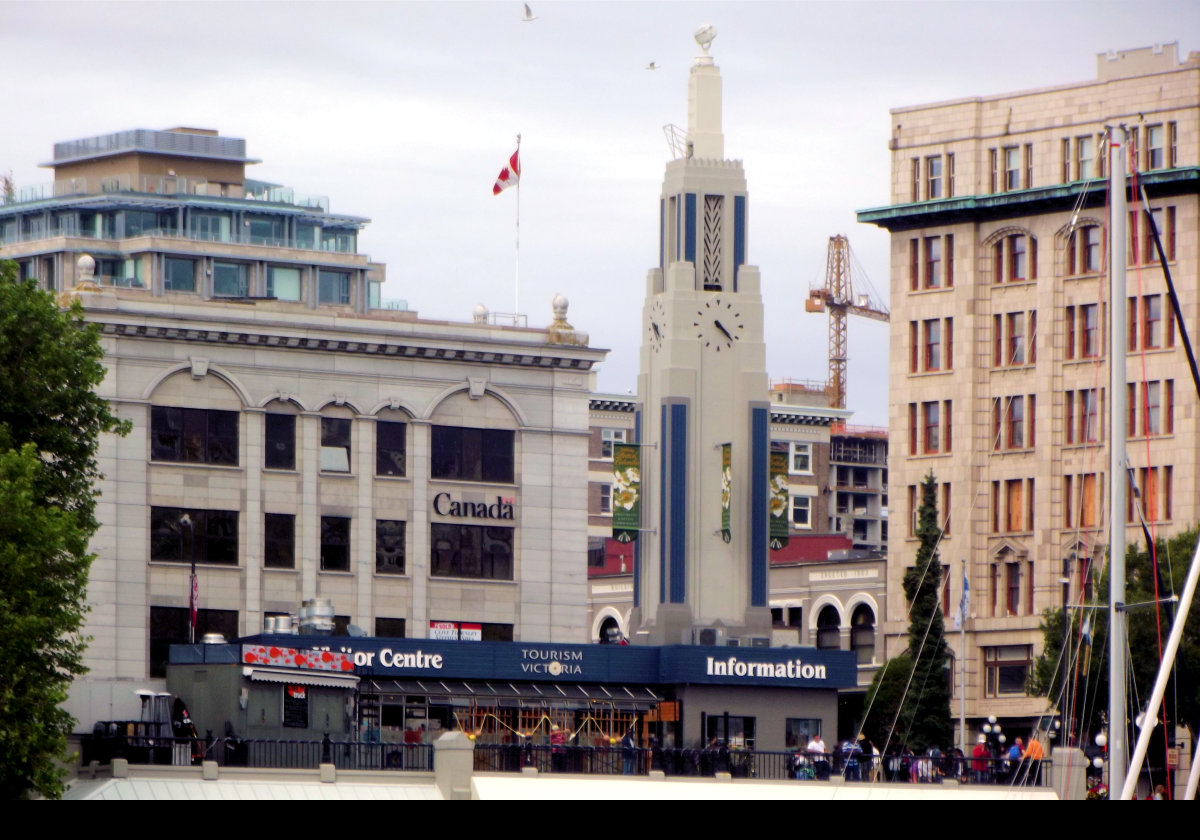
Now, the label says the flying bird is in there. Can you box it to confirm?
[645,61,659,70]
[522,3,537,22]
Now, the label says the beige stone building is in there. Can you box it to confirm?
[0,128,605,727]
[859,43,1200,736]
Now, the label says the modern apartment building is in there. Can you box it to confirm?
[0,127,606,727]
[858,43,1200,736]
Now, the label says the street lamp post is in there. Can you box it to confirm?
[180,514,196,644]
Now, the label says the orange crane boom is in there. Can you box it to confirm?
[805,235,889,409]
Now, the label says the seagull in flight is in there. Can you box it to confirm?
[646,61,659,70]
[522,3,537,22]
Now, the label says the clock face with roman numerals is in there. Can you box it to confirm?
[694,296,744,352]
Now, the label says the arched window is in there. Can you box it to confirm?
[816,605,841,650]
[850,604,876,665]
[599,616,621,644]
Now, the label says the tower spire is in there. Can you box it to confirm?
[687,24,724,160]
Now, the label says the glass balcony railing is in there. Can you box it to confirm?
[0,225,361,255]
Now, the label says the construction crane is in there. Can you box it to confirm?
[804,235,890,409]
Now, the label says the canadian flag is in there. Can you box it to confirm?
[492,147,520,195]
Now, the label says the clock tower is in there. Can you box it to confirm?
[630,27,772,645]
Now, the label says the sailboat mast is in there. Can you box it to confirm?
[1108,125,1129,797]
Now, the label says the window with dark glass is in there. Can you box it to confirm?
[318,269,351,304]
[151,407,238,465]
[213,262,248,297]
[150,606,238,677]
[320,516,351,572]
[431,426,514,483]
[375,617,406,638]
[376,519,406,574]
[376,421,407,476]
[163,257,197,293]
[150,507,238,565]
[264,413,296,470]
[264,513,295,569]
[851,604,876,665]
[431,523,513,580]
[707,715,756,749]
[816,605,840,650]
[266,266,302,301]
[985,645,1031,697]
[321,417,351,472]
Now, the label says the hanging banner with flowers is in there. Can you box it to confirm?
[769,441,789,550]
[720,443,732,543]
[612,443,641,543]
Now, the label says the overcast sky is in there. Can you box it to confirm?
[3,1,1196,425]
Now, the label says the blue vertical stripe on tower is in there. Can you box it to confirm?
[670,402,688,603]
[659,403,668,603]
[734,195,746,291]
[633,407,642,607]
[675,196,682,261]
[684,193,697,266]
[750,406,768,607]
[659,199,665,271]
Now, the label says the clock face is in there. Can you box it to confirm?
[694,296,744,352]
[648,299,668,353]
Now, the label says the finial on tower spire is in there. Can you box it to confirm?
[687,24,724,159]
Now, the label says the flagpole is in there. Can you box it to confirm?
[515,133,521,319]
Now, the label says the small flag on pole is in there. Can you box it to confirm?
[190,574,199,638]
[493,147,521,195]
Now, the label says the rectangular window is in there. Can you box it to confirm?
[908,404,917,456]
[909,239,919,291]
[924,236,942,288]
[267,266,302,301]
[212,262,248,297]
[599,483,612,514]
[375,519,406,574]
[993,314,1003,367]
[264,413,296,470]
[985,645,1032,697]
[941,482,951,536]
[151,407,238,466]
[945,234,954,287]
[1078,135,1095,180]
[909,321,919,373]
[431,426,515,483]
[1066,306,1076,360]
[926,155,943,199]
[1007,312,1025,365]
[264,513,295,569]
[911,158,920,202]
[922,402,939,454]
[375,617,406,638]
[923,319,941,371]
[600,428,626,459]
[163,257,197,293]
[791,496,812,529]
[989,148,998,193]
[1081,304,1099,358]
[789,442,812,475]
[1005,480,1024,532]
[318,269,351,305]
[947,153,956,197]
[1080,226,1101,273]
[1143,294,1163,349]
[1082,389,1100,443]
[150,507,238,565]
[785,718,822,750]
[1004,147,1020,191]
[431,523,514,580]
[944,317,953,369]
[944,399,952,453]
[1062,138,1072,182]
[1144,381,1162,435]
[1008,396,1025,449]
[1010,236,1027,281]
[1028,311,1037,363]
[1081,473,1099,528]
[321,417,352,473]
[376,420,407,477]
[320,516,351,572]
[1147,124,1165,170]
[150,606,238,678]
[907,485,917,537]
[1023,143,1033,188]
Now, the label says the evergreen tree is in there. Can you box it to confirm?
[0,261,130,798]
[865,472,952,752]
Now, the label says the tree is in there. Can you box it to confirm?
[0,260,130,799]
[1034,529,1200,754]
[865,472,952,753]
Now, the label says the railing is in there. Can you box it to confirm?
[0,226,360,255]
[471,744,1051,786]
[80,723,432,772]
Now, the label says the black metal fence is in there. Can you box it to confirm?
[80,722,433,772]
[471,743,1050,786]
